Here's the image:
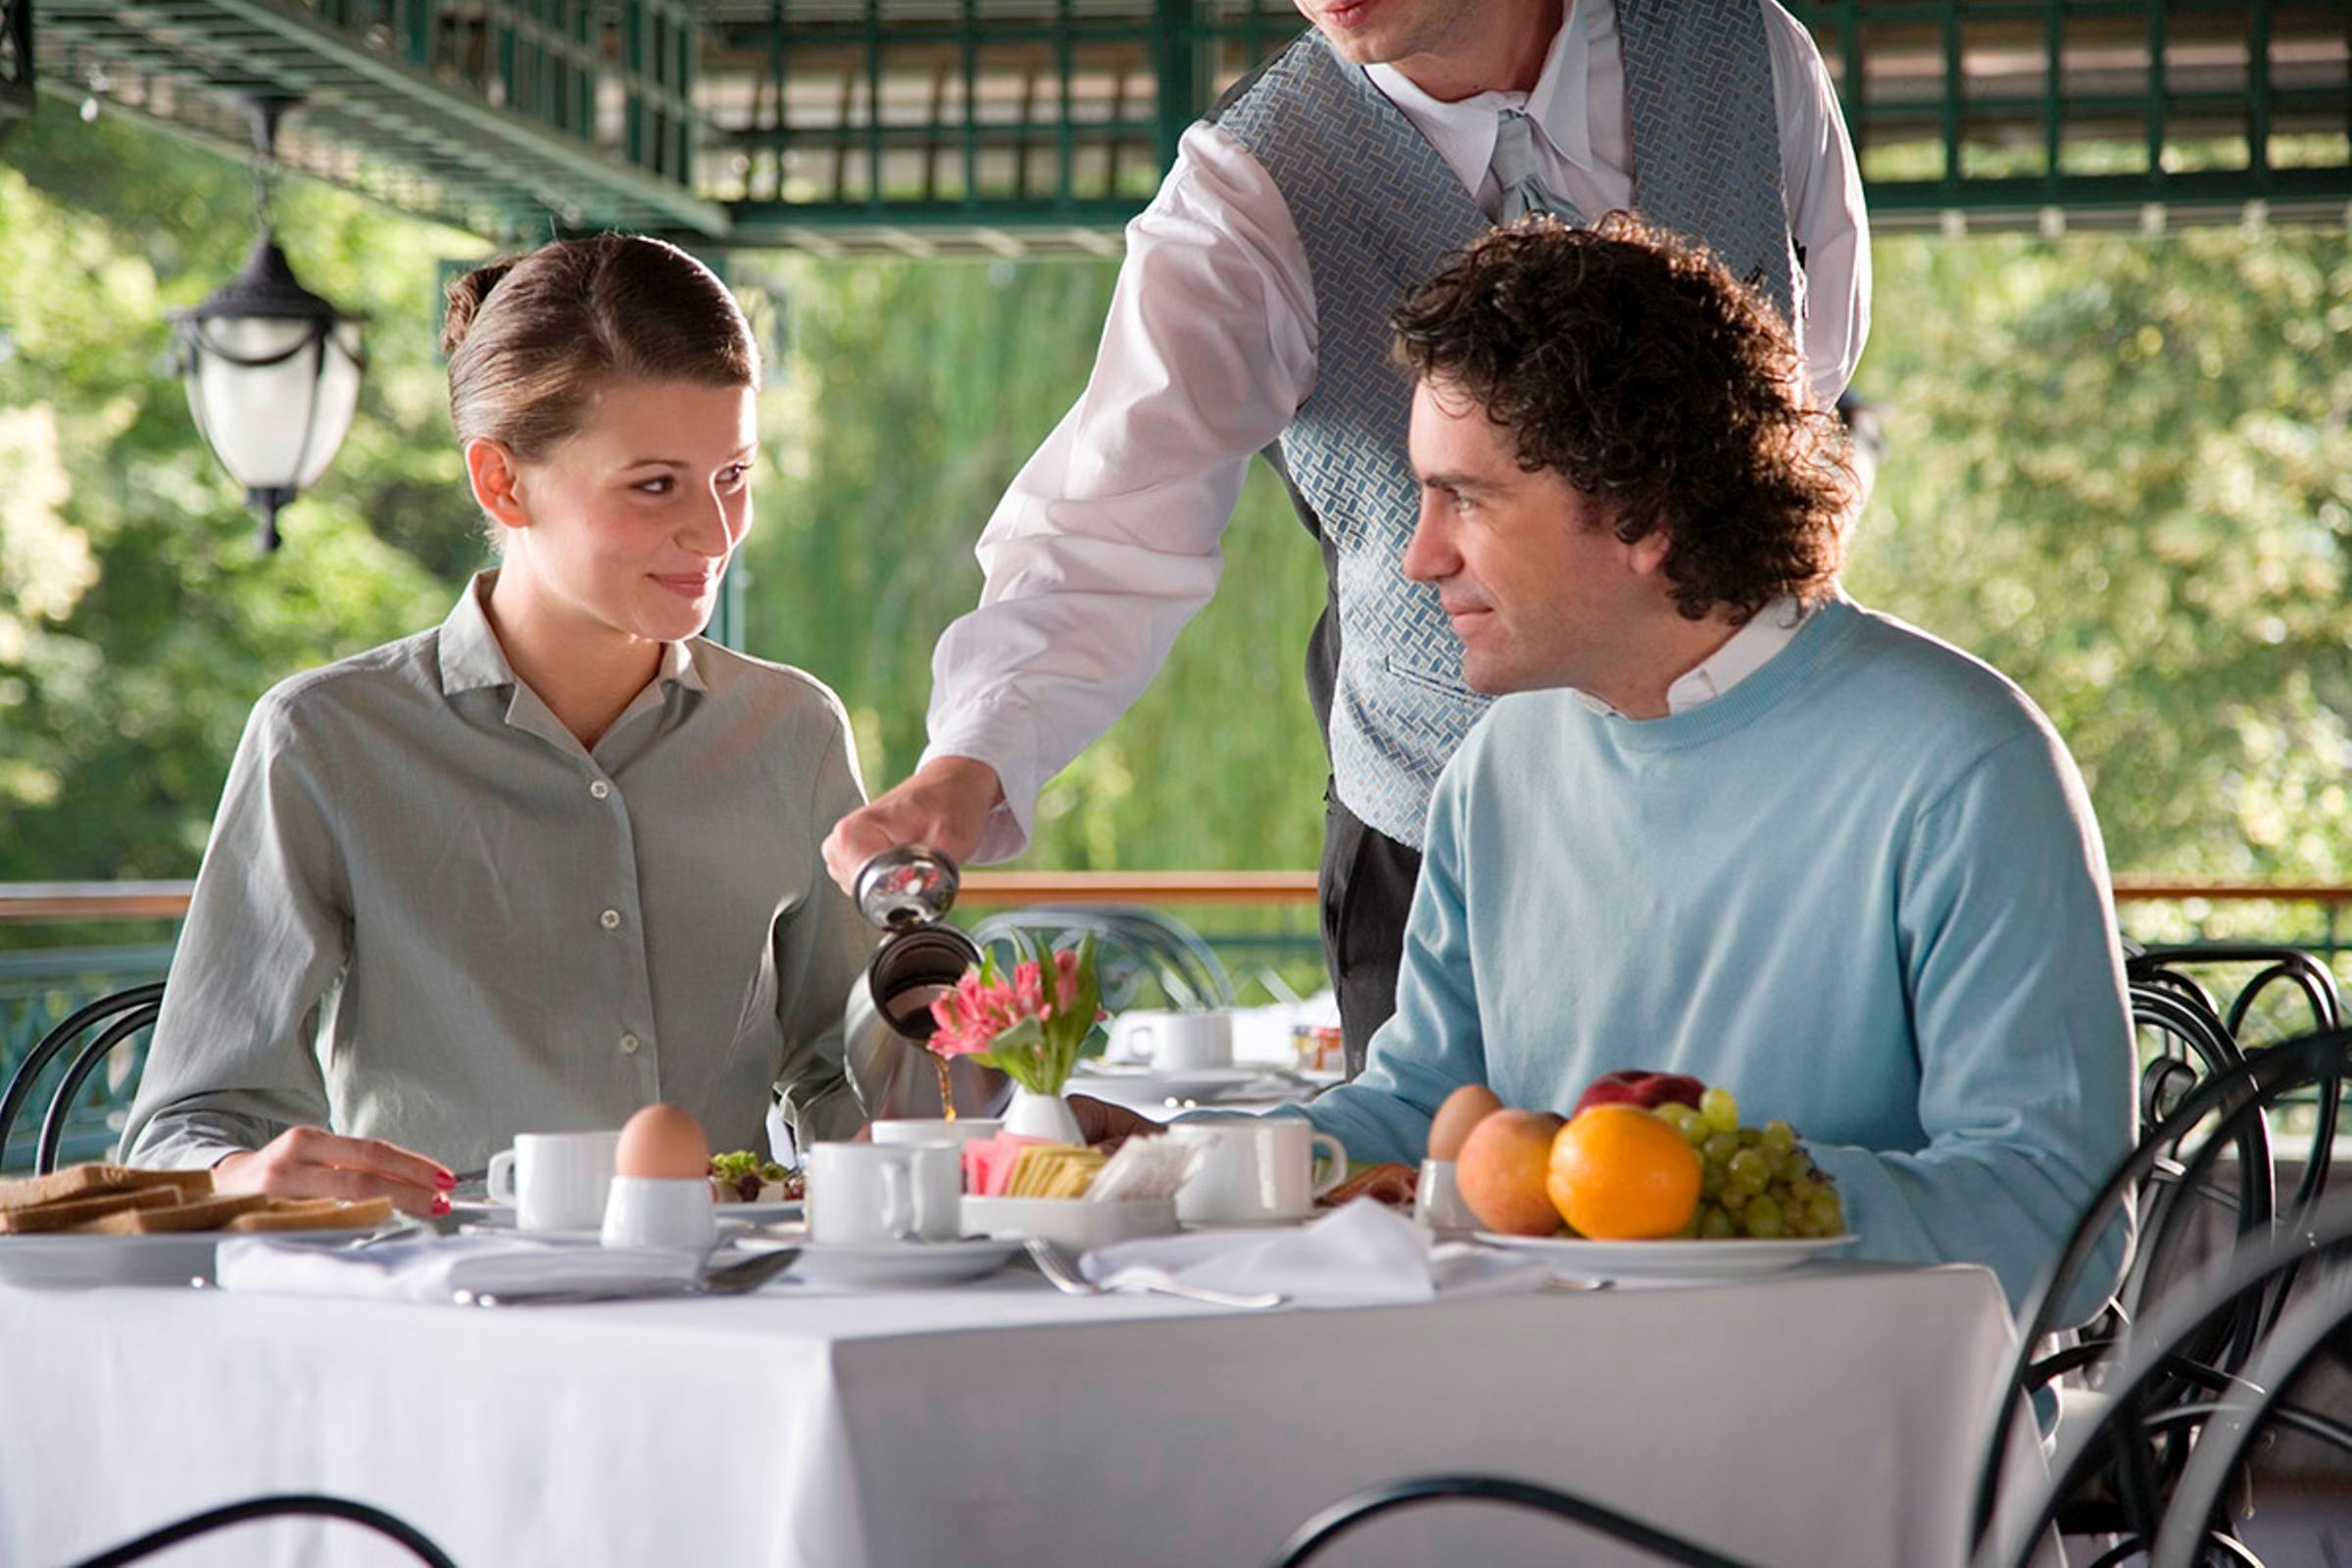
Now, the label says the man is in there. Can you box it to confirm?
[1088,217,2133,1312]
[825,0,1871,1073]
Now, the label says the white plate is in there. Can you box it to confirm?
[1474,1232,1858,1282]
[786,1236,1019,1291]
[0,1222,416,1289]
[1070,1064,1287,1106]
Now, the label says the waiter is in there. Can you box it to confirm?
[825,0,1871,1075]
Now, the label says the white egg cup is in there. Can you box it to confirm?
[600,1174,717,1253]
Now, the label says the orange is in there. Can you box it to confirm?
[1547,1105,1702,1240]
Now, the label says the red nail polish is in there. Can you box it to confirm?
[435,1170,457,1191]
[432,1195,452,1216]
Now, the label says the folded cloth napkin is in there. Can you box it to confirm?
[215,1235,705,1304]
[1080,1198,1551,1307]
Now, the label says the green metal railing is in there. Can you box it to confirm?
[28,1,2348,253]
[5,883,2346,1172]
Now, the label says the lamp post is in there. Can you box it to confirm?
[171,96,366,552]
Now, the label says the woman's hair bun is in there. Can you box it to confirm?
[440,259,519,357]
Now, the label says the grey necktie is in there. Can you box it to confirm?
[1490,108,1585,226]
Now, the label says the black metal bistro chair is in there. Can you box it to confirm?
[968,904,1239,1012]
[1981,1194,2352,1568]
[0,982,163,1174]
[1970,1027,2352,1568]
[64,1493,459,1568]
[1269,1473,1758,1568]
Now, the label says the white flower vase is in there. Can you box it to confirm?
[1003,1084,1084,1145]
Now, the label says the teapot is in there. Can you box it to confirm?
[839,845,1008,1121]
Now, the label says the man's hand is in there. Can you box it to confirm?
[1068,1094,1159,1149]
[214,1127,454,1217]
[822,756,1005,896]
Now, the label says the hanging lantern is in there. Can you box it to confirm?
[169,97,366,551]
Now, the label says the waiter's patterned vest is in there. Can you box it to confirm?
[1213,1,1798,850]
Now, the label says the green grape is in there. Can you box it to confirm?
[1727,1149,1771,1194]
[1738,1127,1764,1149]
[1701,1132,1741,1165]
[1699,1205,1738,1240]
[1743,1195,1786,1238]
[1786,1207,1818,1239]
[1668,1106,1711,1147]
[1698,1162,1729,1200]
[1761,1120,1797,1155]
[1654,1103,1697,1139]
[1785,1172,1820,1204]
[1699,1086,1740,1134]
[1807,1190,1845,1234]
[1719,1185,1747,1213]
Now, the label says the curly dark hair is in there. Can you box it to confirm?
[1389,213,1852,623]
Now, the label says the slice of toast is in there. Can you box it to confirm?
[224,1196,397,1233]
[0,1186,180,1233]
[0,1164,212,1211]
[75,1193,275,1235]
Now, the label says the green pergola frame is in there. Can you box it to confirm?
[23,0,2352,250]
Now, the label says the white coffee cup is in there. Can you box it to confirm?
[808,1142,961,1244]
[1117,1009,1235,1071]
[485,1130,621,1232]
[871,1117,1004,1149]
[600,1175,717,1252]
[1170,1119,1347,1225]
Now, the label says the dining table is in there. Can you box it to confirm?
[0,1240,2047,1568]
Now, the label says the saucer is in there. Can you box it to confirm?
[786,1236,1019,1291]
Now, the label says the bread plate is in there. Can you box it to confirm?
[0,1220,417,1289]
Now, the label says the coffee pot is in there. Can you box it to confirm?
[839,845,1008,1121]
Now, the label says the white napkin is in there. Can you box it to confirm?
[1080,1198,1551,1307]
[215,1235,704,1304]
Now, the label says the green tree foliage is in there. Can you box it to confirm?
[1848,228,2352,880]
[0,112,484,886]
[737,257,1331,870]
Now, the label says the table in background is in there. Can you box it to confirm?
[0,1260,2034,1567]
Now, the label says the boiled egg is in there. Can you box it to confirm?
[614,1102,710,1181]
[1427,1083,1504,1163]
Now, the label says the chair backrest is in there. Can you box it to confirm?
[1968,1027,2352,1558]
[967,904,1237,1012]
[2120,980,2274,1344]
[2146,1238,2352,1568]
[69,1492,458,1568]
[1976,1194,2352,1568]
[1268,1473,1758,1568]
[0,981,163,1174]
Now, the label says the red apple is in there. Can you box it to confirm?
[1572,1070,1706,1119]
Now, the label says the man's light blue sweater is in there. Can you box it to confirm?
[1298,599,2136,1313]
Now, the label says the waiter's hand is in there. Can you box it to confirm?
[823,755,1005,895]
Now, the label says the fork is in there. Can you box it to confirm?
[1022,1237,1286,1309]
[461,1245,802,1307]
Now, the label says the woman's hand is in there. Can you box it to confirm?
[213,1127,454,1217]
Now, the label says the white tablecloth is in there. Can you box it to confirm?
[0,1259,2038,1567]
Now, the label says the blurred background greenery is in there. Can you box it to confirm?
[3,107,2349,901]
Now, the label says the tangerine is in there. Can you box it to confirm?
[1547,1105,1702,1240]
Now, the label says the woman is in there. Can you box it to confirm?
[121,234,871,1214]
